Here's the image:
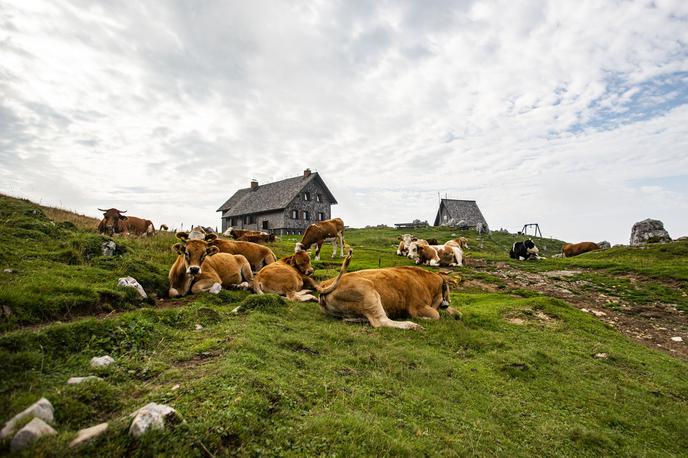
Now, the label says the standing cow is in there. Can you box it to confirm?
[295,218,345,261]
[97,208,155,236]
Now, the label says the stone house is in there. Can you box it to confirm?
[433,198,489,232]
[216,169,338,235]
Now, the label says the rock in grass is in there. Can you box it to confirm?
[594,353,609,359]
[1,397,54,440]
[69,422,108,447]
[10,418,57,452]
[3,268,15,274]
[630,219,672,245]
[117,276,147,299]
[597,241,611,250]
[90,355,115,368]
[67,376,102,385]
[671,336,683,342]
[129,403,179,438]
[101,240,117,256]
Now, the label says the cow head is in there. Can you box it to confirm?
[172,233,219,276]
[284,250,314,276]
[416,244,440,266]
[524,239,539,255]
[407,240,428,260]
[98,208,127,235]
[457,237,469,250]
[294,242,305,253]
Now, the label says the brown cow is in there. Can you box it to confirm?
[168,236,253,297]
[236,233,275,243]
[253,251,320,302]
[97,208,155,236]
[318,256,457,330]
[295,217,345,261]
[396,234,418,256]
[415,238,467,267]
[201,233,276,272]
[562,242,600,257]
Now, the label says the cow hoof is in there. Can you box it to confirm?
[404,322,424,331]
[209,283,222,294]
[237,282,250,290]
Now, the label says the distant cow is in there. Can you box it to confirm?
[414,238,468,267]
[295,218,345,261]
[509,239,540,260]
[396,234,417,256]
[97,208,155,236]
[562,242,600,258]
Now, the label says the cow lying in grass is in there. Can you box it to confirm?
[509,239,541,260]
[97,208,155,237]
[168,234,253,297]
[562,242,600,257]
[225,227,275,243]
[407,238,468,267]
[253,251,320,302]
[203,234,276,272]
[396,234,441,256]
[318,252,457,330]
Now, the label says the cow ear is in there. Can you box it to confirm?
[176,232,189,241]
[206,246,219,256]
[205,233,218,242]
[119,215,128,220]
[284,255,296,266]
[412,237,418,241]
[172,243,185,254]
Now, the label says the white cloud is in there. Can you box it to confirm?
[0,0,687,244]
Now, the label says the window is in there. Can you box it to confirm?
[262,220,269,230]
[291,209,298,219]
[443,214,448,221]
[303,192,310,201]
[245,215,255,224]
[318,212,324,221]
[303,211,309,220]
[316,194,322,202]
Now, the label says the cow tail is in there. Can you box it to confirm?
[316,249,352,295]
[241,260,253,283]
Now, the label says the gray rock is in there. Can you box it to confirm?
[597,241,611,250]
[10,418,57,452]
[90,355,115,368]
[3,268,14,274]
[69,422,108,447]
[129,403,179,438]
[1,397,54,440]
[630,219,671,245]
[101,240,117,256]
[117,277,147,299]
[67,376,102,385]
[676,236,688,241]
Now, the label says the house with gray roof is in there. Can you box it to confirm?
[433,199,489,232]
[217,169,337,235]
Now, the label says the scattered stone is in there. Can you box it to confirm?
[593,353,608,359]
[2,305,11,317]
[117,277,147,299]
[67,376,102,385]
[195,324,203,331]
[671,336,683,342]
[171,384,180,391]
[101,240,117,256]
[581,308,589,313]
[591,310,607,317]
[1,397,54,440]
[129,403,179,438]
[543,270,580,278]
[630,219,672,245]
[90,355,115,368]
[3,268,15,274]
[69,422,108,448]
[597,241,611,250]
[10,418,57,452]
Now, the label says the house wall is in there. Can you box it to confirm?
[221,211,284,233]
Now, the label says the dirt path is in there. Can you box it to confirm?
[463,261,688,359]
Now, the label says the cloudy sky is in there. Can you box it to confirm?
[1,0,687,244]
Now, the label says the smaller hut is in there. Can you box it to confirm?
[433,199,489,232]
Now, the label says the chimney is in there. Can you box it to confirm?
[303,168,312,178]
[250,179,258,190]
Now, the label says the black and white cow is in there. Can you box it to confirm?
[509,239,540,260]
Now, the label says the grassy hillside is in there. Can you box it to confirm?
[1,195,687,456]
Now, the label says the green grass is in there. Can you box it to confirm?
[1,194,688,456]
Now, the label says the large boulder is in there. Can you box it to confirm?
[1,397,54,440]
[10,418,57,452]
[630,219,671,246]
[597,241,611,250]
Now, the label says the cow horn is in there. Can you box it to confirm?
[97,208,107,211]
[119,210,127,213]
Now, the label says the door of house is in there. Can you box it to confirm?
[262,220,269,230]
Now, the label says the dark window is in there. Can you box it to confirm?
[316,194,322,202]
[318,212,324,221]
[303,192,310,201]
[303,211,309,220]
[291,209,298,219]
[262,220,269,230]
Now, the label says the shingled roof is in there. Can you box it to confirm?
[217,172,337,217]
[433,199,488,229]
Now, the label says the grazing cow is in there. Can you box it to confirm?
[396,234,417,256]
[415,238,467,267]
[168,236,253,297]
[295,217,345,261]
[562,242,600,258]
[318,255,457,330]
[253,251,320,302]
[510,239,540,260]
[97,208,155,236]
[201,233,276,272]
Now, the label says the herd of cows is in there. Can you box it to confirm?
[96,208,605,330]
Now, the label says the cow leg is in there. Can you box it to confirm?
[191,277,222,294]
[413,306,440,320]
[332,238,337,258]
[315,241,323,261]
[339,233,344,257]
[360,290,423,330]
[451,247,463,266]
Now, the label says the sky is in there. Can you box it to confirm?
[1,0,687,245]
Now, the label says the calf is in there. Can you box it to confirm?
[509,239,540,260]
[415,238,467,267]
[295,217,345,261]
[201,233,276,272]
[98,208,155,236]
[396,234,417,256]
[318,257,457,330]
[562,242,600,258]
[253,251,320,302]
[168,236,252,297]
